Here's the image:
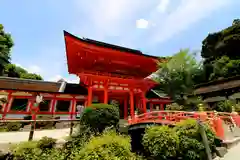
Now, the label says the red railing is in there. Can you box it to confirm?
[128,111,240,140]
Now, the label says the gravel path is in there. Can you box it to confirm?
[221,143,240,160]
[0,128,71,152]
[0,128,70,144]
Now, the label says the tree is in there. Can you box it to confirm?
[200,19,240,81]
[0,24,14,75]
[201,19,240,60]
[4,63,43,80]
[155,49,203,101]
[20,73,43,80]
[208,56,240,80]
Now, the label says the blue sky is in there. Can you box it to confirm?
[1,0,240,83]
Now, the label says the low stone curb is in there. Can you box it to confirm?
[222,137,240,149]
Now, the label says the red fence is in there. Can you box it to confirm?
[128,111,240,140]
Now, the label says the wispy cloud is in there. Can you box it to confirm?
[72,0,157,40]
[147,0,231,45]
[157,0,170,13]
[10,0,235,82]
[72,0,232,46]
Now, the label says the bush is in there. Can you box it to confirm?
[215,100,233,112]
[80,103,120,133]
[10,137,64,160]
[63,124,93,159]
[37,136,57,149]
[142,126,179,160]
[165,103,183,110]
[76,130,141,160]
[11,141,40,159]
[174,119,216,160]
[6,122,22,131]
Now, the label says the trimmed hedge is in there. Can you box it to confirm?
[76,130,142,160]
[142,119,218,160]
[142,126,179,160]
[80,103,120,133]
[10,137,65,160]
[174,119,216,160]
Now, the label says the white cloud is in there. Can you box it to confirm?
[15,64,42,75]
[27,65,42,74]
[73,0,156,39]
[157,0,169,13]
[136,19,149,29]
[72,0,231,47]
[149,0,231,44]
[13,0,232,83]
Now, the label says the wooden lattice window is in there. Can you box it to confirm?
[10,98,28,111]
[39,100,51,111]
[55,100,70,112]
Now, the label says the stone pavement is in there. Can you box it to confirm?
[0,128,70,144]
[220,142,240,160]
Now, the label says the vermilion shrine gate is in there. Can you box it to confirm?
[64,31,171,119]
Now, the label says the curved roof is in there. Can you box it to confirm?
[0,77,88,95]
[64,31,162,79]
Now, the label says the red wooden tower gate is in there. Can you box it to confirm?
[64,31,169,119]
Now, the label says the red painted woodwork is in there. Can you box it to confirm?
[70,98,76,119]
[128,111,240,140]
[103,85,108,104]
[150,103,153,112]
[124,99,128,119]
[64,31,162,79]
[141,92,147,113]
[87,86,93,106]
[130,90,134,118]
[160,103,164,110]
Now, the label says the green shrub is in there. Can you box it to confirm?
[11,141,40,159]
[80,103,120,133]
[215,100,233,112]
[37,136,56,149]
[165,103,183,110]
[63,124,93,159]
[76,130,141,160]
[142,125,179,160]
[174,119,216,160]
[6,122,22,131]
[10,138,64,160]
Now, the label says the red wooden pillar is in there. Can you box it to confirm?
[150,103,153,112]
[141,92,147,113]
[160,103,164,110]
[70,97,76,119]
[50,95,57,116]
[104,85,108,104]
[124,98,128,119]
[87,86,93,106]
[3,91,13,119]
[130,90,134,118]
[84,100,88,107]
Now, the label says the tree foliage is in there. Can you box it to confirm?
[77,130,141,160]
[4,63,43,80]
[155,49,203,101]
[0,24,14,75]
[80,103,120,133]
[174,119,216,160]
[142,126,179,160]
[0,24,43,80]
[202,19,240,60]
[201,19,240,81]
